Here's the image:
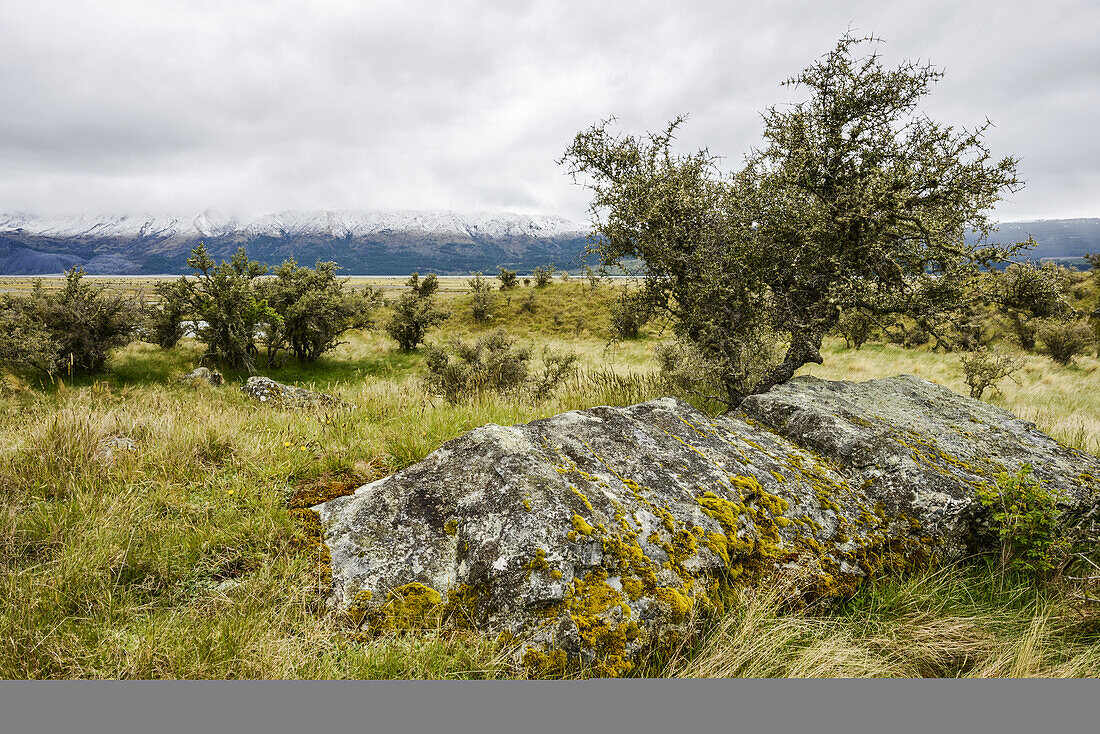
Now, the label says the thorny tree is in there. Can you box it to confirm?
[561,34,1022,407]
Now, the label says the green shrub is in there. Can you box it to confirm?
[497,268,518,290]
[424,330,531,402]
[467,272,495,323]
[385,273,449,351]
[260,260,378,364]
[533,265,555,288]
[609,288,650,340]
[836,309,875,350]
[13,268,142,375]
[1035,317,1092,365]
[0,292,59,374]
[654,338,727,402]
[531,349,579,400]
[145,279,190,349]
[993,261,1073,351]
[423,330,577,403]
[180,244,275,372]
[976,464,1069,581]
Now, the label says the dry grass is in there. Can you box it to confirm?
[656,565,1100,679]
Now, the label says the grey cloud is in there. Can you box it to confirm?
[0,0,1097,221]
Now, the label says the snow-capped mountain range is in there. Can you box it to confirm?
[0,210,591,275]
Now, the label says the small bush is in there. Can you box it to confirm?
[837,309,874,349]
[960,348,1021,400]
[609,288,650,340]
[467,272,495,323]
[0,293,59,374]
[532,349,579,400]
[145,279,190,349]
[1035,317,1092,365]
[260,260,379,364]
[386,273,450,351]
[656,329,787,409]
[533,266,555,288]
[497,268,518,290]
[424,330,531,402]
[655,339,726,402]
[423,330,577,403]
[406,272,439,298]
[519,292,538,314]
[994,261,1073,351]
[181,244,274,372]
[8,268,142,375]
[976,464,1070,582]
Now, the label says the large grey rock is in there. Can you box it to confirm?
[738,375,1100,556]
[314,375,1100,674]
[242,376,350,409]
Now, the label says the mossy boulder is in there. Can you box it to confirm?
[242,376,350,409]
[315,375,1100,675]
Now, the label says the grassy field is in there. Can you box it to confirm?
[2,279,1098,678]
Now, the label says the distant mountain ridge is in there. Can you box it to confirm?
[1,210,1097,275]
[0,210,590,275]
[965,218,1100,263]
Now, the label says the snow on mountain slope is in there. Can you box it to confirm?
[0,210,587,241]
[0,209,592,274]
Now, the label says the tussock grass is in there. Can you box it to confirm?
[654,564,1100,679]
[2,274,1098,678]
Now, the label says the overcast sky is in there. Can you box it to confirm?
[1,0,1097,223]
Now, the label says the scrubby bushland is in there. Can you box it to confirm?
[424,329,577,403]
[0,268,142,376]
[386,273,450,351]
[467,272,495,324]
[169,245,376,370]
[562,34,1022,407]
[260,260,380,364]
